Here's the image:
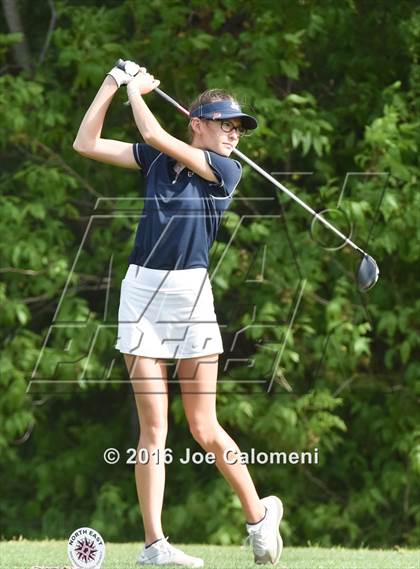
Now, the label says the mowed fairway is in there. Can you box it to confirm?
[0,541,419,569]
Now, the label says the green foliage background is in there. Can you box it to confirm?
[1,0,419,548]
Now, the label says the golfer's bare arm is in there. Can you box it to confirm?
[72,76,218,183]
[72,76,140,170]
[128,89,218,183]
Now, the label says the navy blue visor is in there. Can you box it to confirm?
[189,100,258,130]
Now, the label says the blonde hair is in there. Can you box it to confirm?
[187,89,239,143]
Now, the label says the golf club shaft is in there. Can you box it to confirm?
[119,59,366,256]
[232,147,365,256]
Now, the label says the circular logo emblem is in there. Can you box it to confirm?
[67,527,105,569]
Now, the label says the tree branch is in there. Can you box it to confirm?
[0,268,47,275]
[34,138,103,198]
[22,283,114,305]
[1,0,34,73]
[38,0,57,65]
[12,136,102,199]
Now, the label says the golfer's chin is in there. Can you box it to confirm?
[218,143,235,156]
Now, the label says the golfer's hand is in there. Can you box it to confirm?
[106,60,141,87]
[107,66,131,88]
[127,70,160,97]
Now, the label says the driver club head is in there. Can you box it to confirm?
[357,253,379,292]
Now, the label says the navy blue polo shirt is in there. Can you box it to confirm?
[127,143,242,270]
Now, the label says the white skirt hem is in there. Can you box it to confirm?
[114,344,224,360]
[114,264,224,360]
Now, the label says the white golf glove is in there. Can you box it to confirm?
[106,60,142,87]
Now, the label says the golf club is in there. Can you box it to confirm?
[116,59,380,292]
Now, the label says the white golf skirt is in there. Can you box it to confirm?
[114,264,224,359]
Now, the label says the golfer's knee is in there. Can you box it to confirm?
[139,422,168,445]
[189,420,220,449]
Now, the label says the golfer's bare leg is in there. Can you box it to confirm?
[125,354,169,545]
[176,354,265,523]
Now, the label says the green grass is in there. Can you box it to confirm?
[0,540,419,569]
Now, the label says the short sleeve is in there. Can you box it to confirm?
[203,150,242,198]
[132,143,162,177]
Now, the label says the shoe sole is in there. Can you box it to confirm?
[136,560,204,569]
[137,560,204,567]
[137,555,204,567]
[255,496,283,565]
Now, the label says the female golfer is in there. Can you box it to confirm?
[73,61,283,567]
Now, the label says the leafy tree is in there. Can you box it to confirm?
[0,0,419,547]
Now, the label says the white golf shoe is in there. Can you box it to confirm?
[137,536,204,567]
[245,496,284,564]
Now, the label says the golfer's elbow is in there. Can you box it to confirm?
[73,139,82,153]
[140,129,160,146]
[73,137,91,154]
[142,127,171,150]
